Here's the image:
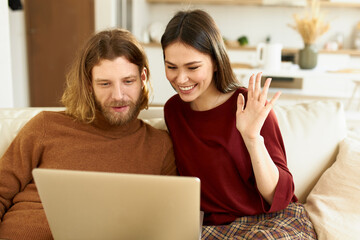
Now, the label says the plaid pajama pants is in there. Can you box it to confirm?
[201,202,317,240]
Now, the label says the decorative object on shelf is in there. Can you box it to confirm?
[354,22,360,50]
[289,0,330,69]
[256,43,283,71]
[237,36,249,46]
[299,43,318,69]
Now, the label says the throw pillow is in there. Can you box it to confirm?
[304,136,360,240]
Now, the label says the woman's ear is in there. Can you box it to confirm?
[212,60,218,72]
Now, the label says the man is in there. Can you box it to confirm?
[0,29,176,239]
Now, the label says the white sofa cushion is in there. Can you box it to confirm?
[304,136,360,240]
[138,107,167,131]
[274,101,347,203]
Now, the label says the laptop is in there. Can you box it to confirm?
[32,168,201,240]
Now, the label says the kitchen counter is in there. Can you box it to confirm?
[233,67,360,101]
[233,67,360,81]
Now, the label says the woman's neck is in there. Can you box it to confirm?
[190,84,234,111]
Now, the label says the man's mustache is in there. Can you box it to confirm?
[107,101,131,107]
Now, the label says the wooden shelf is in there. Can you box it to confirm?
[147,0,360,7]
[147,0,262,5]
[320,1,360,7]
[319,49,360,56]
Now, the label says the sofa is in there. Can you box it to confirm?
[1,100,359,239]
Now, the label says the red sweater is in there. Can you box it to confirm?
[0,111,176,239]
[164,88,297,225]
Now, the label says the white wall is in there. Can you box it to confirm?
[132,0,149,41]
[0,1,14,108]
[9,9,29,107]
[94,0,118,31]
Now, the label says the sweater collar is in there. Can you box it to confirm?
[91,110,142,138]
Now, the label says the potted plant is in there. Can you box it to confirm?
[289,0,330,69]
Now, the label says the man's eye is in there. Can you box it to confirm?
[125,80,135,84]
[99,82,109,86]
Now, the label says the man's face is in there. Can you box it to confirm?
[91,56,145,126]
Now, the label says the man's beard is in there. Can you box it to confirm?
[95,93,143,126]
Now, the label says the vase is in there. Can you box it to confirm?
[299,44,318,69]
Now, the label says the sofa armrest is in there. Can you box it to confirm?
[0,107,64,158]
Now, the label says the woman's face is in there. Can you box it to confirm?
[164,42,217,103]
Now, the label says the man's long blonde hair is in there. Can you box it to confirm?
[61,29,150,123]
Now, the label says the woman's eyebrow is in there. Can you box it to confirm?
[184,61,202,66]
[164,60,202,66]
[164,60,176,65]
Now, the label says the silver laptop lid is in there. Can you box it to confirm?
[33,168,201,240]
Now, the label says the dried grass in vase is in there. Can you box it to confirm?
[289,0,330,44]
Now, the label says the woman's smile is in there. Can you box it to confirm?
[178,84,197,92]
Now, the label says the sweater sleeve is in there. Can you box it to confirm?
[0,112,46,219]
[160,134,177,176]
[259,109,296,213]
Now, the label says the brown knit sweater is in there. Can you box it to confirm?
[0,111,176,239]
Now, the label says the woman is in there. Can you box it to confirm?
[161,9,316,239]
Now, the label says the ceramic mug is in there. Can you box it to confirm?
[256,43,282,71]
